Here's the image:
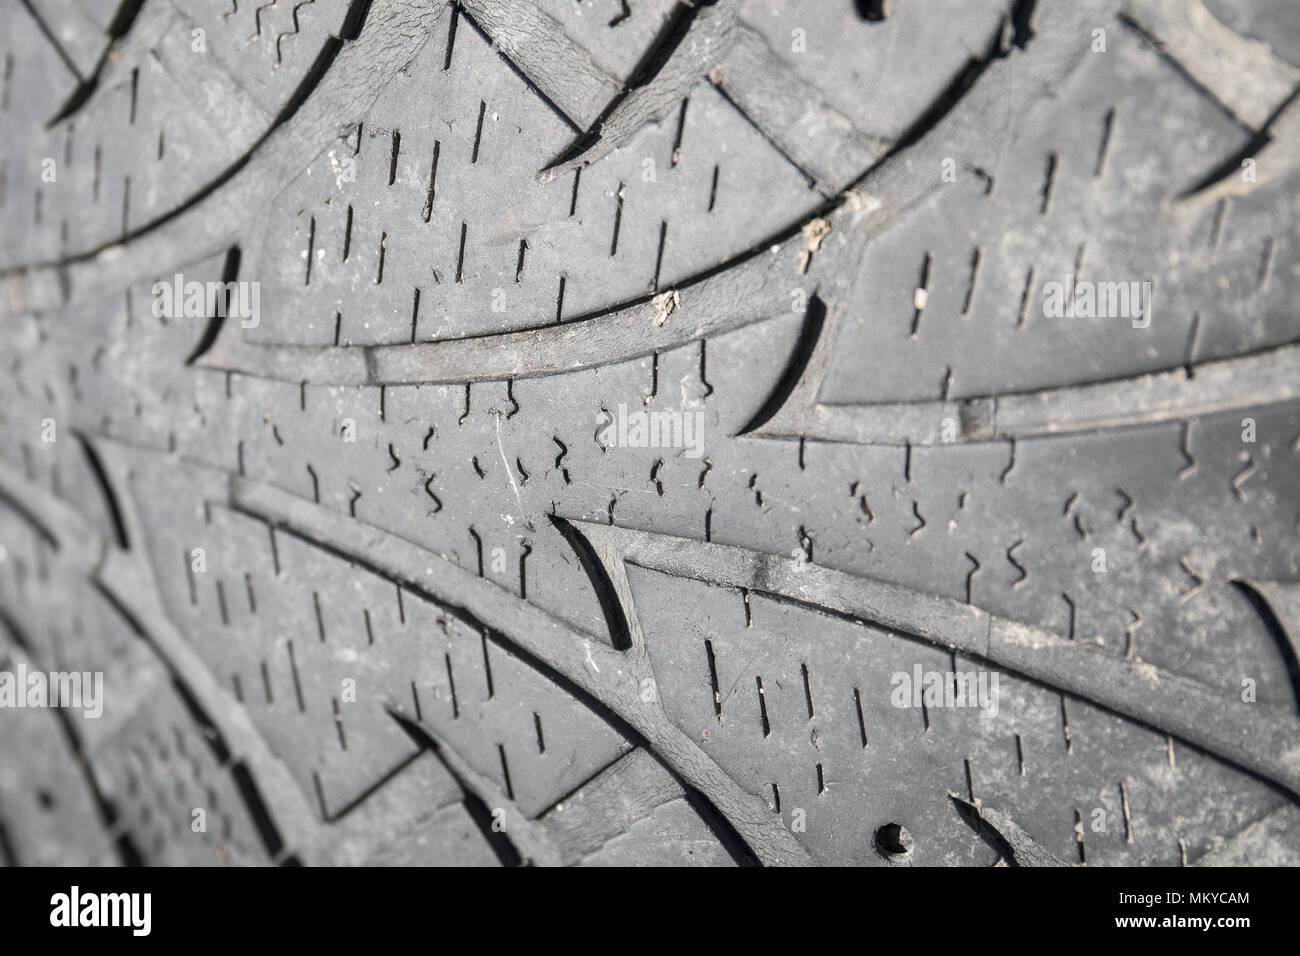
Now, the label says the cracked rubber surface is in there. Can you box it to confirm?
[1,0,1299,867]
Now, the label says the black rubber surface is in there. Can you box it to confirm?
[1,0,1299,867]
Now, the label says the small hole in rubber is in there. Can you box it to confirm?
[854,0,887,22]
[875,823,913,856]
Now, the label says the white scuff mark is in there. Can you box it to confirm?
[584,640,600,673]
[495,413,523,513]
[843,188,882,228]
